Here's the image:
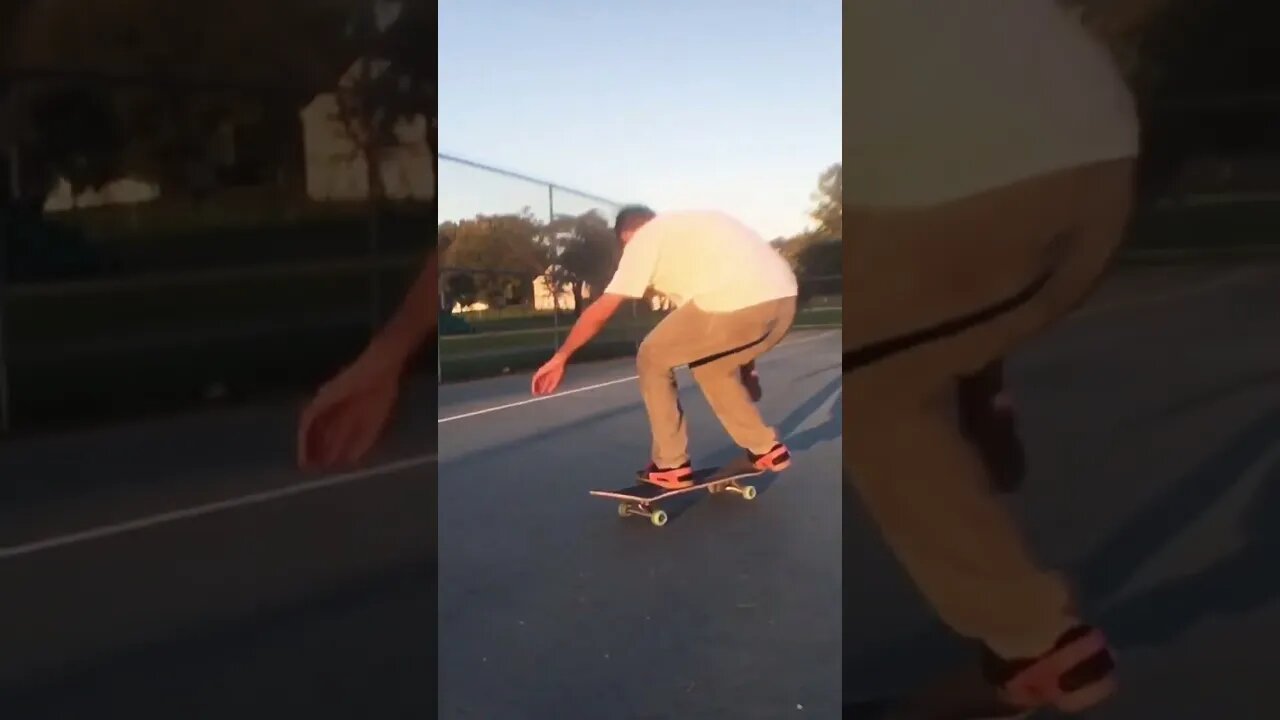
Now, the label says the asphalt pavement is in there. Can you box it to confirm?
[843,263,1280,718]
[437,329,843,720]
[0,370,439,717]
[2,261,1279,719]
[0,326,842,720]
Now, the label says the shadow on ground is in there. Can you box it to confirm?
[628,371,842,526]
[2,557,437,716]
[700,371,843,499]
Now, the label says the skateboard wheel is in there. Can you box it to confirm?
[650,510,669,527]
[617,502,632,517]
[741,485,758,500]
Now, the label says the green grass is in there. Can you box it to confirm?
[6,325,382,433]
[14,190,433,280]
[3,255,422,435]
[53,184,433,238]
[6,258,421,349]
[438,304,841,382]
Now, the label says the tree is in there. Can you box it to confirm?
[440,211,547,308]
[2,0,431,203]
[794,238,841,282]
[545,210,618,317]
[334,0,435,206]
[442,271,478,310]
[440,212,545,272]
[6,0,359,90]
[810,163,841,240]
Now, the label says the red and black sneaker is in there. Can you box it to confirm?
[740,362,763,402]
[637,462,695,490]
[748,443,791,472]
[982,625,1118,715]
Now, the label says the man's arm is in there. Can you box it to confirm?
[552,293,627,363]
[548,225,658,363]
[365,249,438,373]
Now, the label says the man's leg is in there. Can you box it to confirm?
[688,297,796,465]
[635,304,699,473]
[845,158,1133,711]
[636,297,795,473]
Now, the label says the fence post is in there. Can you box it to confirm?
[0,127,17,434]
[367,202,382,335]
[632,295,640,353]
[548,183,559,351]
[0,265,8,437]
[437,268,444,384]
[361,49,383,337]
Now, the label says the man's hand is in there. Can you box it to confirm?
[529,294,626,396]
[531,353,567,396]
[296,249,436,471]
[298,344,404,470]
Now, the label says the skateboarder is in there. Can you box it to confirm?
[531,207,797,489]
[297,249,437,470]
[846,0,1162,716]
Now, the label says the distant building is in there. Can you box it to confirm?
[451,299,491,313]
[30,0,431,211]
[529,268,670,312]
[531,266,590,311]
[300,58,434,203]
[43,177,159,211]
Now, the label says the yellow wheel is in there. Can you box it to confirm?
[741,485,758,500]
[650,510,669,527]
[617,502,632,517]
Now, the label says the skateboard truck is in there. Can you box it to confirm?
[592,464,764,527]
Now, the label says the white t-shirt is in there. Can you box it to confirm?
[603,210,798,313]
[848,0,1140,207]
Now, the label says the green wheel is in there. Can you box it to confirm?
[617,502,632,517]
[741,485,758,500]
[650,510,669,527]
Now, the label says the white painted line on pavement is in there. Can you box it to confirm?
[437,329,840,424]
[1109,440,1280,601]
[438,376,638,424]
[0,452,437,561]
[0,330,840,560]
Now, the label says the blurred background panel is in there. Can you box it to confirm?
[0,0,436,436]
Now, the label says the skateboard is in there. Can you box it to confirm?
[588,459,765,527]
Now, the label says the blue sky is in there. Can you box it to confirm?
[438,0,842,240]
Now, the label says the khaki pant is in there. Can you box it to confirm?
[844,158,1135,658]
[638,297,797,467]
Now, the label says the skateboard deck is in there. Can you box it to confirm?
[589,459,765,526]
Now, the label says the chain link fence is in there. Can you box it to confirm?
[437,152,843,383]
[1,69,433,435]
[437,154,658,382]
